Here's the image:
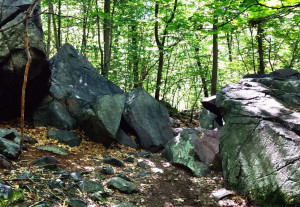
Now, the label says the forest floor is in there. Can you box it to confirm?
[0,118,257,207]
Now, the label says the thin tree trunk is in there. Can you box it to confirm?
[95,0,104,72]
[235,33,249,72]
[290,31,300,68]
[195,47,209,97]
[81,0,91,56]
[226,32,233,62]
[154,0,178,100]
[103,0,111,78]
[58,0,61,48]
[211,16,218,95]
[249,26,256,74]
[132,25,139,88]
[47,0,52,58]
[50,1,59,51]
[162,53,172,100]
[257,23,265,75]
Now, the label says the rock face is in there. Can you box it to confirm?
[0,0,50,120]
[33,43,123,130]
[122,87,173,152]
[162,129,210,177]
[217,69,300,205]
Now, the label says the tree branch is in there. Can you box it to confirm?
[20,0,39,151]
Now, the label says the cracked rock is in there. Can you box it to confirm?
[217,69,300,206]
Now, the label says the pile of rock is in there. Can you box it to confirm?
[32,44,173,152]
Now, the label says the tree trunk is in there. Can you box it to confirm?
[50,1,59,51]
[58,0,61,48]
[257,23,265,75]
[194,47,209,97]
[47,0,52,58]
[211,16,218,95]
[226,33,233,62]
[95,0,104,72]
[290,31,300,68]
[132,25,139,88]
[249,26,256,74]
[103,0,111,78]
[155,50,164,100]
[154,0,178,100]
[82,0,91,56]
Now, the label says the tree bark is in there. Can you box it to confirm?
[81,0,91,56]
[226,32,233,62]
[47,0,52,58]
[249,26,256,74]
[154,0,178,100]
[194,47,209,97]
[131,25,139,88]
[211,16,218,95]
[103,0,111,78]
[95,0,104,72]
[257,23,265,75]
[58,0,62,48]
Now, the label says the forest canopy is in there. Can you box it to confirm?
[40,0,300,110]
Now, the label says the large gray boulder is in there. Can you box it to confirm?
[217,69,300,206]
[162,129,210,177]
[79,94,126,146]
[122,87,173,152]
[0,0,50,120]
[33,43,123,129]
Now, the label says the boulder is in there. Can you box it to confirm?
[47,129,80,147]
[115,129,138,149]
[0,154,15,169]
[33,43,123,129]
[122,87,173,152]
[0,0,50,120]
[0,138,20,159]
[162,129,210,177]
[32,156,58,169]
[216,69,300,205]
[198,108,220,130]
[194,128,222,171]
[79,94,126,146]
[201,96,223,126]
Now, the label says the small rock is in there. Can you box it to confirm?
[65,197,87,207]
[124,157,134,163]
[18,171,40,181]
[32,156,58,169]
[112,202,135,207]
[78,180,103,193]
[48,180,64,189]
[37,145,69,156]
[137,162,146,169]
[0,154,14,169]
[117,172,131,181]
[127,152,138,157]
[54,170,70,179]
[211,188,236,201]
[107,177,138,194]
[0,138,20,159]
[0,183,12,199]
[102,157,125,167]
[136,171,150,178]
[47,129,81,147]
[100,166,114,175]
[91,192,104,202]
[138,152,152,158]
[33,203,52,207]
[70,172,83,181]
